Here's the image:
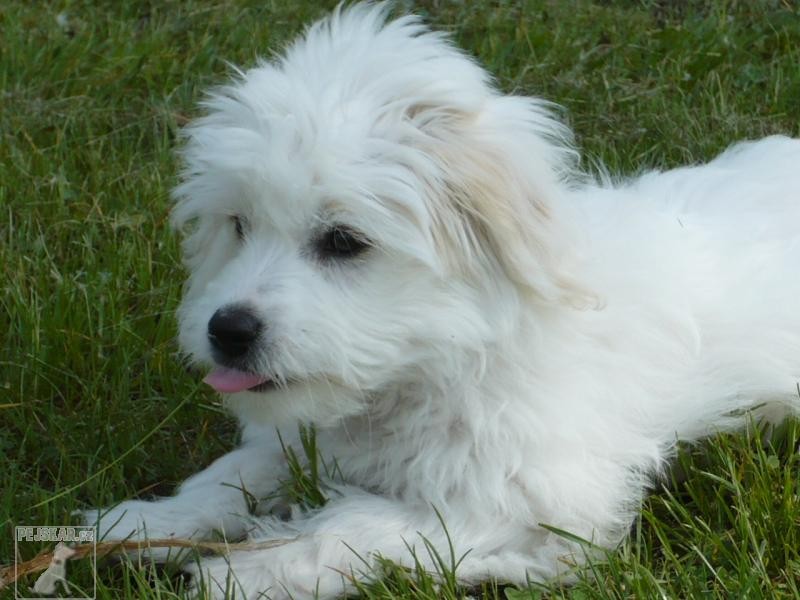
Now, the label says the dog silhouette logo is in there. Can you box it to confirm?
[31,542,76,597]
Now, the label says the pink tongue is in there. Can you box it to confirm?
[203,368,269,393]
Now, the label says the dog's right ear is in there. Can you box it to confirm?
[411,95,597,308]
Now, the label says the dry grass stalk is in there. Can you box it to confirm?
[0,537,293,590]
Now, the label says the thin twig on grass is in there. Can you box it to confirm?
[0,537,294,589]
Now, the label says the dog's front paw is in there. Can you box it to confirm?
[79,500,198,563]
[184,553,282,600]
[184,543,348,600]
[80,499,182,540]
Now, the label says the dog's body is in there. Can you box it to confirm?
[32,542,76,596]
[85,4,800,598]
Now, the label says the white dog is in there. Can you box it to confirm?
[32,542,76,596]
[84,3,800,598]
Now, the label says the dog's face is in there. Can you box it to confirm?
[172,5,581,425]
[52,542,76,561]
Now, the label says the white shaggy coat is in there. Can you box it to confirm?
[85,4,800,598]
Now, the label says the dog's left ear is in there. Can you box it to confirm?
[416,95,596,308]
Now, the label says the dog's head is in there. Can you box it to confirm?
[52,542,76,561]
[172,3,588,425]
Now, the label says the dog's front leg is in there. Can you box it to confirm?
[81,424,294,560]
[186,486,506,600]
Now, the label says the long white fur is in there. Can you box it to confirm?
[85,3,800,598]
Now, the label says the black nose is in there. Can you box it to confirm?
[208,305,263,360]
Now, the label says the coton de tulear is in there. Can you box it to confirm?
[85,3,800,598]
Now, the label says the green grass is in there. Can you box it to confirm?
[2,0,800,598]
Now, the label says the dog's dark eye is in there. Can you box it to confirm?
[231,215,246,241]
[316,225,370,260]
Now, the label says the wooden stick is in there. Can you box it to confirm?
[0,537,293,589]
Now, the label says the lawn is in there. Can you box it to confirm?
[2,0,800,598]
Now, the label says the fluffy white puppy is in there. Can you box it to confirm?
[86,3,800,598]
